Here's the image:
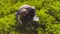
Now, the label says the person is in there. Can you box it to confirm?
[15,5,39,25]
[15,5,39,34]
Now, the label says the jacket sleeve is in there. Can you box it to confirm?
[15,10,23,25]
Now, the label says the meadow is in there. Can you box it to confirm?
[0,0,60,34]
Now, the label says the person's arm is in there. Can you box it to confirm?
[15,11,23,25]
[31,7,39,21]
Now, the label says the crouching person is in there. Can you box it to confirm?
[15,5,39,34]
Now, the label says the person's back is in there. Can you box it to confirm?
[15,5,39,34]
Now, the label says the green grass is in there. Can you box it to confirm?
[0,0,60,34]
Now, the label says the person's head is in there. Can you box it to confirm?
[20,8,28,16]
[19,4,35,16]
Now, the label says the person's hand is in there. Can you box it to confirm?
[18,20,23,25]
[33,15,39,21]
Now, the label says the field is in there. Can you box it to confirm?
[0,0,60,34]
